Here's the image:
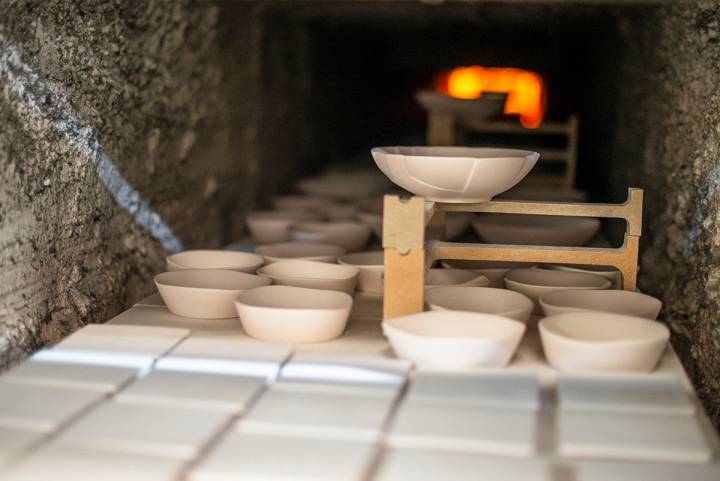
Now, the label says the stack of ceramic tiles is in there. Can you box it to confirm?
[0,322,718,481]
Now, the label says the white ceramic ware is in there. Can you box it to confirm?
[472,214,600,246]
[425,268,489,289]
[291,221,371,252]
[166,250,264,274]
[538,312,670,373]
[321,202,358,222]
[371,146,537,203]
[425,286,534,323]
[539,289,662,320]
[338,251,384,294]
[382,311,526,368]
[235,286,353,343]
[356,212,383,238]
[255,242,345,264]
[504,268,611,314]
[296,172,388,201]
[441,260,535,288]
[257,259,359,294]
[541,263,623,289]
[155,270,271,319]
[246,210,322,243]
[443,213,471,240]
[273,195,323,212]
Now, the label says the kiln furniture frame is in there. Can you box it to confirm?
[382,188,643,320]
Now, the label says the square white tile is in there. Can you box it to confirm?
[57,401,231,460]
[239,387,398,441]
[189,431,376,481]
[0,427,45,470]
[557,375,694,415]
[1,444,183,481]
[574,460,720,481]
[558,411,713,463]
[33,324,189,369]
[0,381,105,432]
[133,293,165,308]
[387,402,537,456]
[2,360,139,393]
[374,448,551,481]
[116,370,265,413]
[279,353,410,387]
[155,336,293,379]
[407,370,540,411]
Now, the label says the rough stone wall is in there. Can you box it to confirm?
[604,2,720,425]
[0,0,266,367]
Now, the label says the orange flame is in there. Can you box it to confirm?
[437,66,546,129]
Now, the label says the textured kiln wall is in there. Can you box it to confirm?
[605,3,720,424]
[0,1,263,367]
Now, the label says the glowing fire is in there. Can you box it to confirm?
[437,66,546,129]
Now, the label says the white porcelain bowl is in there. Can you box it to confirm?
[338,251,384,294]
[257,259,359,294]
[539,312,670,373]
[155,269,271,319]
[426,286,534,323]
[371,146,538,203]
[505,268,611,314]
[425,268,490,289]
[441,259,535,288]
[356,212,383,238]
[472,214,600,247]
[291,221,371,252]
[236,285,352,343]
[539,289,662,320]
[541,263,623,289]
[255,242,345,264]
[166,249,264,273]
[246,210,322,243]
[382,311,526,368]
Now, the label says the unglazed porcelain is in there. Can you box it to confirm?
[425,268,490,289]
[426,286,534,323]
[382,311,526,368]
[472,214,600,246]
[441,260,535,288]
[338,251,384,294]
[235,285,353,343]
[166,250,264,274]
[371,146,538,203]
[291,221,371,252]
[541,263,623,290]
[539,289,662,320]
[257,259,359,294]
[155,269,271,319]
[255,242,345,264]
[539,312,670,373]
[504,268,611,314]
[246,210,322,244]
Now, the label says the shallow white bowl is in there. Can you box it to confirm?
[257,259,359,294]
[426,286,534,323]
[246,210,322,243]
[166,250,264,273]
[472,214,600,247]
[539,289,662,320]
[541,263,623,289]
[539,312,670,373]
[371,146,538,203]
[505,268,611,314]
[338,251,384,294]
[291,221,371,252]
[425,268,490,289]
[155,269,271,319]
[382,311,526,368]
[255,242,345,264]
[236,285,352,343]
[441,259,535,288]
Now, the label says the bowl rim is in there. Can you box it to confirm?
[257,259,359,281]
[382,311,525,344]
[166,249,264,270]
[338,251,384,267]
[255,242,346,257]
[235,285,353,311]
[155,269,270,292]
[538,312,670,347]
[538,289,662,315]
[425,286,534,312]
[505,268,611,290]
[371,146,539,161]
